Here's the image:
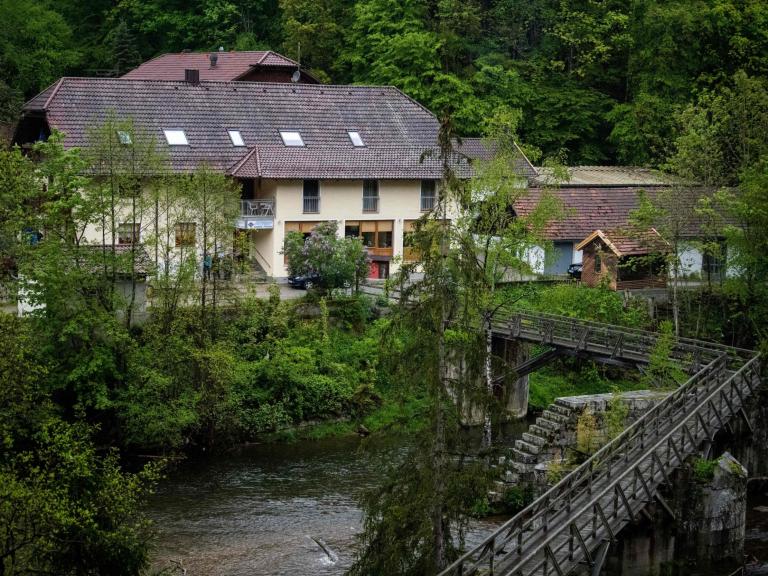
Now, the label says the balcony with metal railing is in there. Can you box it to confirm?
[363,196,379,213]
[236,198,275,230]
[303,197,320,214]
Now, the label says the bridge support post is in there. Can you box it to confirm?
[497,337,530,418]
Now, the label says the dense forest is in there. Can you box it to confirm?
[2,0,767,165]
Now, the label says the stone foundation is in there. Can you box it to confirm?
[598,452,748,576]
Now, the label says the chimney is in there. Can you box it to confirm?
[209,52,218,68]
[185,69,200,84]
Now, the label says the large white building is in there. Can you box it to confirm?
[14,51,723,286]
[14,55,535,280]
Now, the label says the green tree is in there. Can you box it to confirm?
[453,116,561,446]
[0,0,79,97]
[111,19,142,76]
[0,313,160,575]
[350,114,559,572]
[180,166,240,337]
[0,148,36,287]
[86,115,166,328]
[280,0,349,82]
[282,220,369,294]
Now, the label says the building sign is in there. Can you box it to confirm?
[248,220,273,230]
[237,218,274,230]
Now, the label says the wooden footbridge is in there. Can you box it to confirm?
[440,311,762,576]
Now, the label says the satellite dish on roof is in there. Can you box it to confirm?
[291,41,302,83]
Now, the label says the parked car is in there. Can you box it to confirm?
[287,272,321,289]
[567,263,583,280]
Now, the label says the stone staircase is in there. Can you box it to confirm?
[506,400,578,485]
[501,390,669,493]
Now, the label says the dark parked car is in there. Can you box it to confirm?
[567,263,583,280]
[287,272,321,289]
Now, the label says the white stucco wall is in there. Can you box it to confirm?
[271,179,441,278]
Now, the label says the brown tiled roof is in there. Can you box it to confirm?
[229,145,474,179]
[575,229,669,256]
[22,78,452,177]
[456,138,538,178]
[19,76,537,180]
[514,186,709,241]
[122,50,302,81]
[533,165,671,187]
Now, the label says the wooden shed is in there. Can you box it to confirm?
[576,229,669,290]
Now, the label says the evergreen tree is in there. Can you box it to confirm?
[111,19,142,76]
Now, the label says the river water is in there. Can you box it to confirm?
[148,423,528,576]
[148,427,768,576]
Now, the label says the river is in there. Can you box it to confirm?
[148,422,528,576]
[148,426,768,575]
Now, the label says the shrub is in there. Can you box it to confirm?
[693,458,718,482]
[522,284,651,327]
[575,407,599,456]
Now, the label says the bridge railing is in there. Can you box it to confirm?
[505,310,754,356]
[494,311,751,373]
[440,311,761,576]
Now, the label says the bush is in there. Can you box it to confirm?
[282,221,369,293]
[521,284,651,328]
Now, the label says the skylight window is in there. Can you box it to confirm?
[163,130,188,146]
[228,130,245,147]
[117,130,132,145]
[348,131,365,147]
[280,131,305,147]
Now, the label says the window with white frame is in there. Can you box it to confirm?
[228,130,245,146]
[348,131,365,147]
[362,180,379,212]
[117,223,139,245]
[280,131,305,146]
[420,180,436,211]
[163,129,188,145]
[175,222,196,247]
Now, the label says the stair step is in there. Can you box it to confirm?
[529,424,556,438]
[536,417,560,432]
[548,403,573,417]
[515,439,542,455]
[542,410,570,425]
[554,397,576,409]
[511,460,535,473]
[512,448,537,464]
[522,432,547,446]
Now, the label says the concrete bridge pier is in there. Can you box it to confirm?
[494,336,530,419]
[442,338,532,426]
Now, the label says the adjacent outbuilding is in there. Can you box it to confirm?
[576,228,669,290]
